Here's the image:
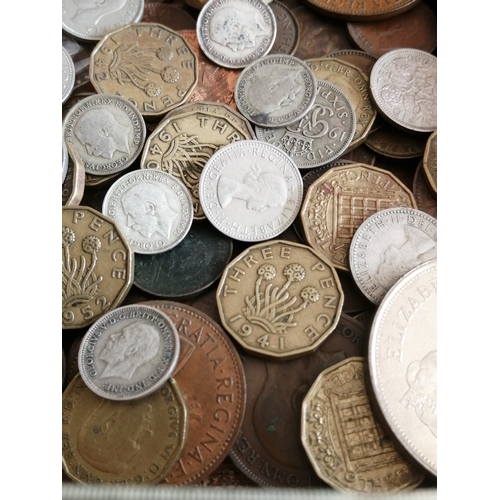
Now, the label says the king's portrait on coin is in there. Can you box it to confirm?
[71,0,127,26]
[121,182,179,239]
[99,321,161,380]
[74,108,131,159]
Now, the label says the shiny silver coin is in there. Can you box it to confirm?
[196,0,276,69]
[235,54,316,128]
[62,46,75,104]
[62,0,145,42]
[62,140,69,184]
[78,304,181,401]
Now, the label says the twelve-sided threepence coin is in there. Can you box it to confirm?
[63,94,146,176]
[370,48,437,133]
[62,46,75,104]
[197,0,276,69]
[62,0,145,42]
[255,79,356,168]
[349,207,437,305]
[103,170,193,254]
[235,54,316,128]
[199,140,303,242]
[78,304,181,401]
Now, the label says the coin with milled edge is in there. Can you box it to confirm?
[62,140,69,184]
[102,170,193,254]
[196,0,276,69]
[368,259,437,476]
[62,46,75,104]
[349,207,437,305]
[235,54,316,128]
[63,94,146,176]
[199,140,303,242]
[78,304,180,401]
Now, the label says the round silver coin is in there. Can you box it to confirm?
[62,46,75,104]
[62,140,69,184]
[349,207,437,305]
[199,140,303,242]
[370,48,437,133]
[78,304,181,401]
[255,79,356,168]
[62,0,145,42]
[368,258,437,476]
[234,54,316,128]
[102,169,193,254]
[62,94,146,176]
[196,0,276,69]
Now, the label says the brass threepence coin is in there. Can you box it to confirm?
[62,374,187,484]
[62,46,75,104]
[62,206,134,329]
[370,48,437,133]
[368,258,437,476]
[62,0,145,42]
[347,2,437,59]
[216,240,344,360]
[328,50,377,79]
[349,207,437,305]
[306,58,377,152]
[255,79,356,169]
[102,169,193,254]
[63,94,146,176]
[423,130,437,193]
[199,140,303,242]
[141,106,255,219]
[301,357,424,492]
[234,54,316,128]
[413,160,437,218]
[268,1,300,56]
[196,0,276,69]
[300,0,420,22]
[78,304,181,400]
[90,23,198,118]
[230,313,366,487]
[144,300,246,485]
[300,163,417,271]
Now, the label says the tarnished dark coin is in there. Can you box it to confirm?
[141,3,197,31]
[229,313,366,487]
[134,220,233,300]
[269,1,300,56]
[144,300,247,485]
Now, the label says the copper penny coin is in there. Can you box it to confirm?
[229,313,366,487]
[143,300,247,485]
[347,2,437,59]
[141,3,197,31]
[269,1,300,56]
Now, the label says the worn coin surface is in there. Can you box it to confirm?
[349,207,437,304]
[368,259,437,476]
[269,1,300,56]
[300,163,417,271]
[62,140,69,184]
[62,142,86,207]
[328,50,377,78]
[370,48,437,133]
[413,160,437,218]
[78,304,180,400]
[62,206,134,329]
[423,130,437,193]
[199,140,303,242]
[230,313,366,487]
[255,79,356,168]
[62,374,187,484]
[63,94,146,176]
[301,357,425,492]
[90,23,198,118]
[144,300,247,485]
[62,0,145,42]
[102,169,193,254]
[196,0,276,69]
[235,54,316,128]
[217,240,344,360]
[141,2,196,31]
[62,46,76,104]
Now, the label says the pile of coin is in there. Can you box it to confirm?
[62,0,437,493]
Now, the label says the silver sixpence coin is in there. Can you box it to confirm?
[370,48,437,133]
[368,258,437,476]
[349,207,437,305]
[78,304,181,401]
[62,46,75,104]
[63,94,146,176]
[199,140,303,241]
[196,0,276,69]
[255,79,356,168]
[235,54,316,128]
[62,140,69,184]
[62,0,145,42]
[102,169,193,254]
